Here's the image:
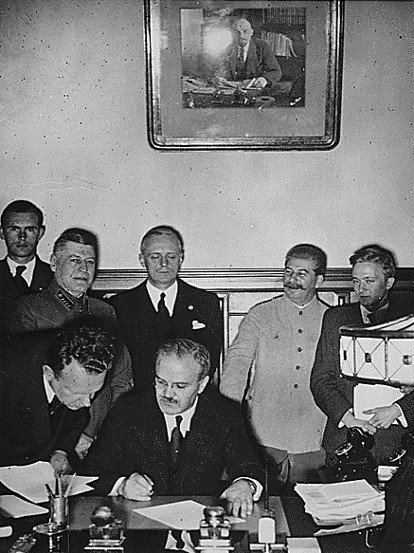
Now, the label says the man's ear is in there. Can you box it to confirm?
[38,226,46,241]
[315,274,324,288]
[197,376,210,395]
[0,227,4,241]
[139,253,146,268]
[386,277,395,290]
[50,253,57,273]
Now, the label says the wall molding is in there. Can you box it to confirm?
[92,267,414,293]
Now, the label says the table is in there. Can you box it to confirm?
[0,495,411,553]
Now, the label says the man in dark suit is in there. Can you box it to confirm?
[4,228,132,459]
[0,322,115,475]
[0,199,52,303]
[109,225,223,391]
[84,338,263,519]
[311,245,414,464]
[220,18,282,89]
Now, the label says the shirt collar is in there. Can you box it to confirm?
[360,302,390,324]
[43,371,55,403]
[7,256,36,285]
[163,396,199,440]
[146,279,178,315]
[283,293,318,310]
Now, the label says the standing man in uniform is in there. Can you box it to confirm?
[109,225,223,391]
[221,244,328,486]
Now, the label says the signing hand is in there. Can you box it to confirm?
[364,404,401,429]
[118,473,154,501]
[50,450,72,477]
[220,479,254,519]
[75,433,95,460]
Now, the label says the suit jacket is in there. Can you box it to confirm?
[223,38,282,87]
[108,279,223,391]
[0,333,89,466]
[83,390,263,496]
[0,255,53,303]
[310,300,414,462]
[3,279,133,439]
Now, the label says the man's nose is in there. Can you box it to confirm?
[164,384,176,398]
[160,256,169,267]
[18,229,26,239]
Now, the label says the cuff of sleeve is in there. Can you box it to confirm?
[109,477,126,496]
[233,477,263,501]
[394,403,408,427]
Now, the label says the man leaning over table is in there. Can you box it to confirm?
[0,322,115,475]
[83,338,264,520]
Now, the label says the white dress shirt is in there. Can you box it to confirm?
[7,256,36,286]
[146,280,178,316]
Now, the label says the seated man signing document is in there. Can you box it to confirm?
[84,338,263,518]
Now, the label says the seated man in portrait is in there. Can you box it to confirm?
[83,338,263,519]
[218,17,282,89]
[0,322,116,475]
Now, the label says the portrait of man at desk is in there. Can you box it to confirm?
[84,338,264,519]
[181,7,306,109]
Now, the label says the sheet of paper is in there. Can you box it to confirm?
[134,500,243,530]
[0,495,49,518]
[287,537,321,552]
[0,462,98,504]
[354,383,404,423]
[0,526,13,538]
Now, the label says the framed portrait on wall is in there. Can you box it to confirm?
[145,1,344,150]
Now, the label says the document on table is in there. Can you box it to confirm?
[0,495,49,518]
[134,500,244,530]
[0,462,98,504]
[295,480,385,526]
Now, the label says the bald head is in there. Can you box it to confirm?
[234,18,253,47]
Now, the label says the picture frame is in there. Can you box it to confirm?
[145,0,344,150]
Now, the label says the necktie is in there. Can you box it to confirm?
[367,312,377,325]
[157,292,170,319]
[236,47,246,80]
[170,415,183,467]
[14,265,29,294]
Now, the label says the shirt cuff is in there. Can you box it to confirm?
[233,477,263,501]
[109,477,126,496]
[394,403,408,427]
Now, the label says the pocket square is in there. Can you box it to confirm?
[192,320,206,330]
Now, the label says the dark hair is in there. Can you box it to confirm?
[285,243,327,277]
[349,244,396,279]
[155,338,210,380]
[140,225,184,255]
[45,323,115,376]
[53,227,98,256]
[1,200,44,228]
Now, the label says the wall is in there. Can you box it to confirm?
[0,0,413,269]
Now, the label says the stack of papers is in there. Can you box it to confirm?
[295,480,385,526]
[0,462,97,504]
